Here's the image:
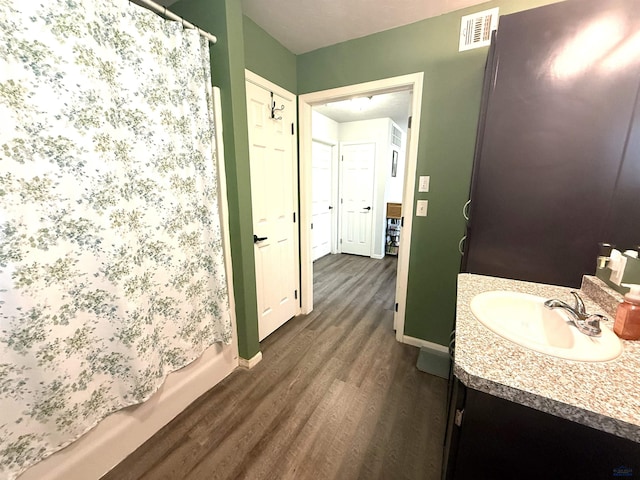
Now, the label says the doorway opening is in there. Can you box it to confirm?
[312,92,410,261]
[299,73,424,343]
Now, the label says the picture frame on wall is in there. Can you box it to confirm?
[391,150,398,177]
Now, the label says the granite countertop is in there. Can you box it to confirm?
[455,273,640,443]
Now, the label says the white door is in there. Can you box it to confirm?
[340,143,375,256]
[246,78,299,341]
[312,141,332,261]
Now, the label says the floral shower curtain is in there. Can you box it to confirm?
[0,0,232,477]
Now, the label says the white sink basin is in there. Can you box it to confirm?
[470,291,622,362]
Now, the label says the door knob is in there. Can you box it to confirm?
[364,206,371,211]
[328,206,333,210]
[253,234,268,243]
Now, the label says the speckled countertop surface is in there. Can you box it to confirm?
[455,273,640,443]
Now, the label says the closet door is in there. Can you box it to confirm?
[312,140,333,261]
[246,76,300,341]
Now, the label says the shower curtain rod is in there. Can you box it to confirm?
[132,0,217,44]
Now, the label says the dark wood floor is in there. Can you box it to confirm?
[102,254,448,480]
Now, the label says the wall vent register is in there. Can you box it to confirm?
[391,125,402,147]
[459,8,499,52]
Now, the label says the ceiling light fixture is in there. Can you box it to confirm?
[350,96,373,112]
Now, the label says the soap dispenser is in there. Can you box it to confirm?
[614,284,640,340]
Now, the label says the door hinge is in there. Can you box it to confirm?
[311,223,314,229]
[291,123,294,135]
[394,302,398,312]
[454,409,464,427]
[340,198,343,204]
[408,116,412,129]
[293,212,296,223]
[341,155,344,162]
[294,289,298,300]
[401,216,404,227]
[340,238,342,244]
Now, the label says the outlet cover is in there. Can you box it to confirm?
[416,200,428,217]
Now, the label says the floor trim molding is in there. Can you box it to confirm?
[401,335,448,354]
[239,351,263,369]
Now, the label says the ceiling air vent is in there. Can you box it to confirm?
[459,7,499,52]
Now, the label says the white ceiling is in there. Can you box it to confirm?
[153,0,491,127]
[241,0,491,54]
[315,91,413,131]
[157,0,490,54]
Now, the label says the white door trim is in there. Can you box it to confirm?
[299,72,424,345]
[246,69,296,103]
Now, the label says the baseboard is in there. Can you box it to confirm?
[238,351,263,369]
[371,253,384,260]
[401,335,448,353]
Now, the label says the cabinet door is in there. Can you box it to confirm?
[465,0,640,287]
[453,388,640,479]
[601,78,640,249]
[442,378,466,480]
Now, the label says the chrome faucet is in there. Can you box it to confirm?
[544,291,604,337]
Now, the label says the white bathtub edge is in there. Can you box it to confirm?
[18,341,239,480]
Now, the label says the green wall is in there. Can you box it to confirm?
[297,0,562,345]
[171,0,564,355]
[243,16,297,93]
[172,0,260,359]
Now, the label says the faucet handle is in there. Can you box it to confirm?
[584,314,604,336]
[570,291,586,317]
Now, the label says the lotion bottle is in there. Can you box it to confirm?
[614,284,640,340]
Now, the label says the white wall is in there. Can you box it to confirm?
[312,110,339,145]
[385,128,406,204]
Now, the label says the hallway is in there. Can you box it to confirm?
[103,254,448,480]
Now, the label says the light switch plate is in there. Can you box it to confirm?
[418,176,430,192]
[416,200,428,217]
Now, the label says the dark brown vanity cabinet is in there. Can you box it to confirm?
[443,378,640,480]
